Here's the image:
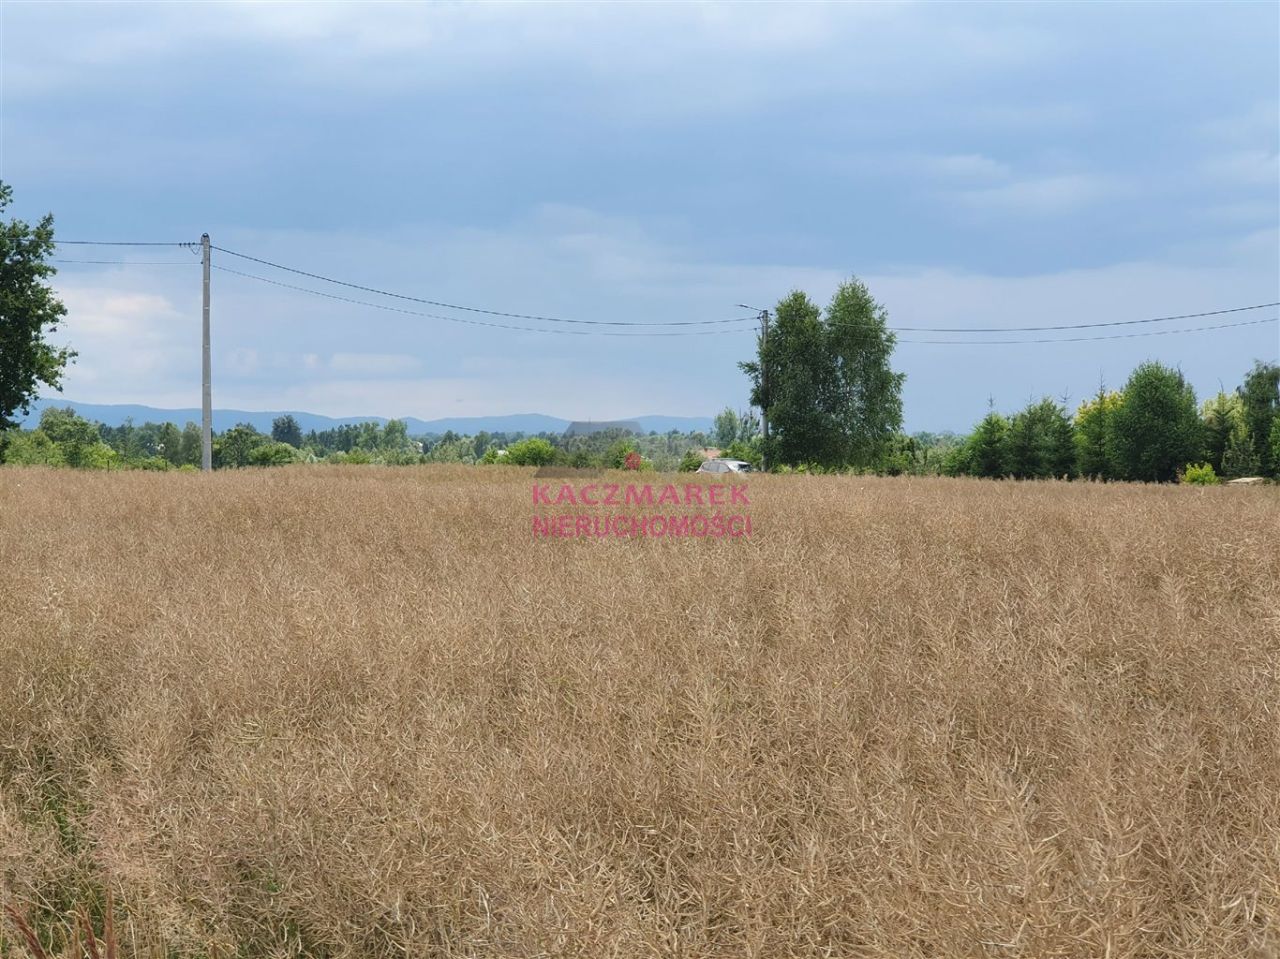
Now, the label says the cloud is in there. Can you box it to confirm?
[327,353,422,375]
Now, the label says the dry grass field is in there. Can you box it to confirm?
[1,465,1278,958]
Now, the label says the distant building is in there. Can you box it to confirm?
[562,420,643,438]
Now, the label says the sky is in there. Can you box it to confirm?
[2,0,1277,431]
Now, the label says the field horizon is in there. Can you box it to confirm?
[1,466,1277,957]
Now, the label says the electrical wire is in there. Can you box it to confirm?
[211,245,755,327]
[212,266,759,337]
[53,258,196,266]
[893,302,1279,333]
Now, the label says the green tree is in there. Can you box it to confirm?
[1,428,64,466]
[1075,389,1122,479]
[824,278,905,469]
[965,411,1010,478]
[1270,415,1280,476]
[271,414,303,447]
[1237,361,1280,477]
[249,441,301,467]
[1110,362,1203,482]
[1003,398,1075,480]
[178,422,202,466]
[0,182,75,433]
[38,406,99,467]
[215,423,266,468]
[1199,391,1244,475]
[713,407,741,448]
[504,437,556,466]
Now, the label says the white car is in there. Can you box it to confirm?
[697,458,754,474]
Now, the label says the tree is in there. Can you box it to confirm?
[966,411,1009,478]
[713,407,741,449]
[1237,361,1279,477]
[823,278,905,469]
[1007,398,1075,480]
[504,437,556,466]
[1109,362,1203,482]
[271,414,303,447]
[38,406,99,467]
[215,423,266,468]
[249,441,301,467]
[1200,391,1244,476]
[1075,389,1122,479]
[0,181,75,432]
[742,290,831,468]
[178,422,202,466]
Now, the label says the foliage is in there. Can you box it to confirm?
[0,181,74,431]
[215,423,267,469]
[1109,362,1203,483]
[1075,389,1123,480]
[741,280,904,472]
[1199,392,1244,476]
[504,437,557,466]
[249,441,302,467]
[1003,398,1075,480]
[271,414,304,447]
[678,450,703,472]
[713,407,741,449]
[1237,361,1279,477]
[1180,462,1220,485]
[623,450,643,471]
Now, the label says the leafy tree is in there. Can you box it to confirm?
[1,428,64,466]
[741,280,903,471]
[678,450,703,472]
[271,414,303,447]
[713,407,741,448]
[1237,361,1279,477]
[737,409,761,443]
[249,441,301,467]
[1221,414,1260,478]
[824,278,905,468]
[504,437,556,466]
[742,290,832,468]
[178,422,203,466]
[0,181,74,432]
[1109,362,1203,482]
[215,423,266,469]
[38,407,99,467]
[1075,389,1122,479]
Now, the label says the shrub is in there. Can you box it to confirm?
[623,450,643,471]
[249,442,302,467]
[504,438,556,467]
[678,450,703,473]
[1180,462,1220,486]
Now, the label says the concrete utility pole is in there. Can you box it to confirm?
[759,308,770,473]
[201,233,212,472]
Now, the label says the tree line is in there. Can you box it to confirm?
[943,360,1279,483]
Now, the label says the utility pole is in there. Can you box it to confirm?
[759,308,770,473]
[201,233,212,472]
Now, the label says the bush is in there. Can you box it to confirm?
[678,450,703,473]
[504,437,556,466]
[249,442,302,467]
[1181,462,1220,486]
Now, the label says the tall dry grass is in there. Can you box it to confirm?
[0,465,1277,957]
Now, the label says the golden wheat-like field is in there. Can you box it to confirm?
[1,465,1278,958]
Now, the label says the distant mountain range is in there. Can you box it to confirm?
[18,398,715,437]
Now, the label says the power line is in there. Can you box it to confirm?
[55,240,198,247]
[894,302,1279,333]
[53,258,196,266]
[50,237,1280,343]
[216,264,1276,345]
[211,245,754,327]
[891,316,1276,345]
[213,266,759,337]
